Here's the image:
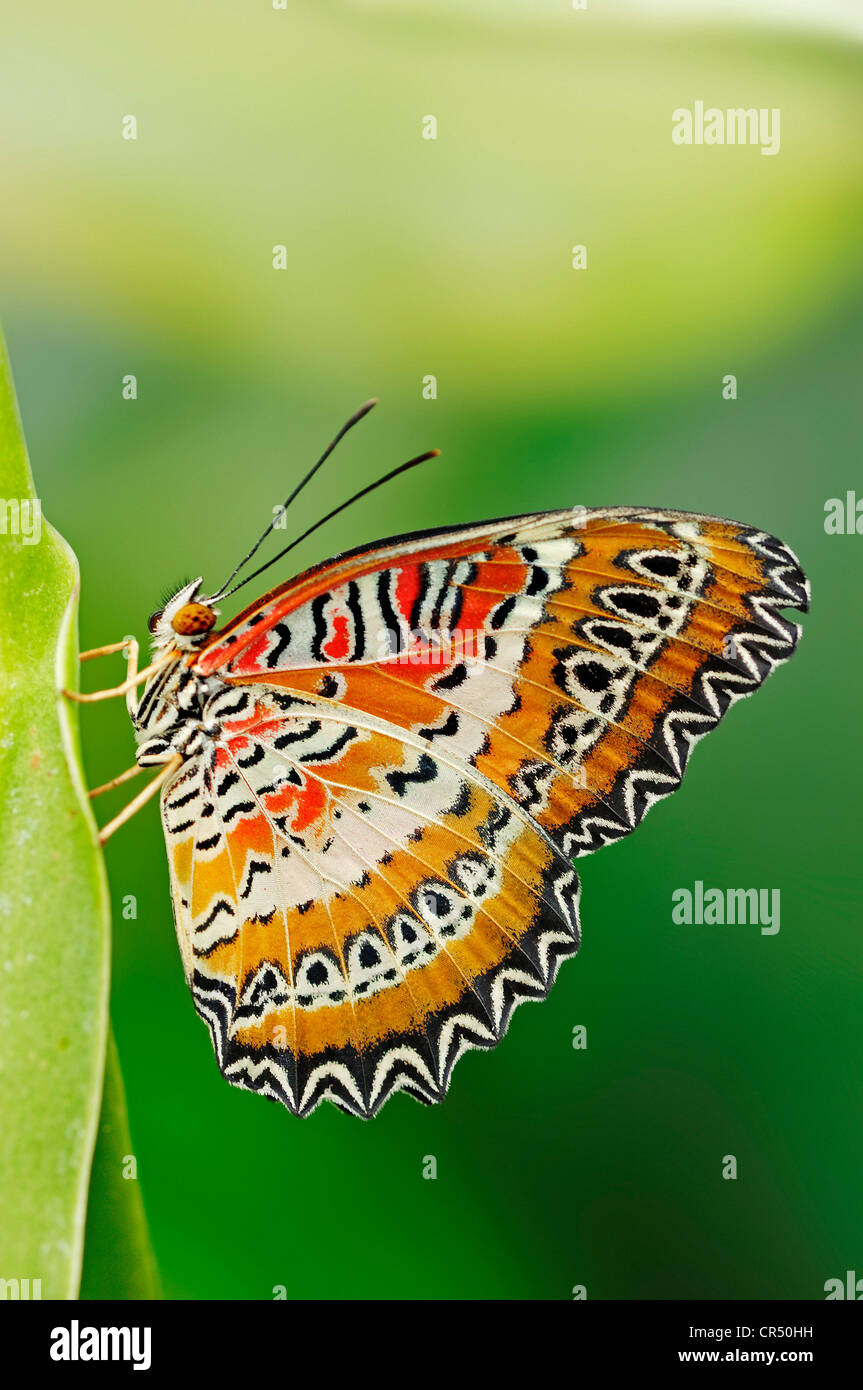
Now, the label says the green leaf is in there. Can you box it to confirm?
[0,328,156,1299]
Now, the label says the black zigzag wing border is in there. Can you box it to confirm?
[189,858,580,1119]
[560,520,810,857]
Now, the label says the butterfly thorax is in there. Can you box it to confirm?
[134,656,230,766]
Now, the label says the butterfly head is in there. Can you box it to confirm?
[148,578,219,652]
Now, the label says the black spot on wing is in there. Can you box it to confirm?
[419,711,460,741]
[387,752,437,798]
[240,859,272,899]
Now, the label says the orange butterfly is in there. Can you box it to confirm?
[69,403,810,1117]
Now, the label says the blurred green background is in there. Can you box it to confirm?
[2,0,861,1299]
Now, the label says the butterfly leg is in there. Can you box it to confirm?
[88,762,145,800]
[78,635,141,716]
[79,638,137,663]
[63,642,170,712]
[97,753,183,845]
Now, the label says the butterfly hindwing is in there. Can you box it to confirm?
[162,684,579,1116]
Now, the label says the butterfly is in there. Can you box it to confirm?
[70,402,810,1118]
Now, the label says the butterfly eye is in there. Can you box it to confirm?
[148,609,164,634]
[171,603,217,637]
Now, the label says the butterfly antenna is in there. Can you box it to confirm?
[218,448,441,602]
[210,397,378,600]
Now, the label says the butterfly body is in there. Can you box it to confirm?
[129,506,808,1117]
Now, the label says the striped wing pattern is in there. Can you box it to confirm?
[158,507,808,1116]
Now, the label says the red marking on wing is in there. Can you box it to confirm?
[291,777,327,834]
[240,629,273,673]
[394,565,421,626]
[323,611,350,660]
